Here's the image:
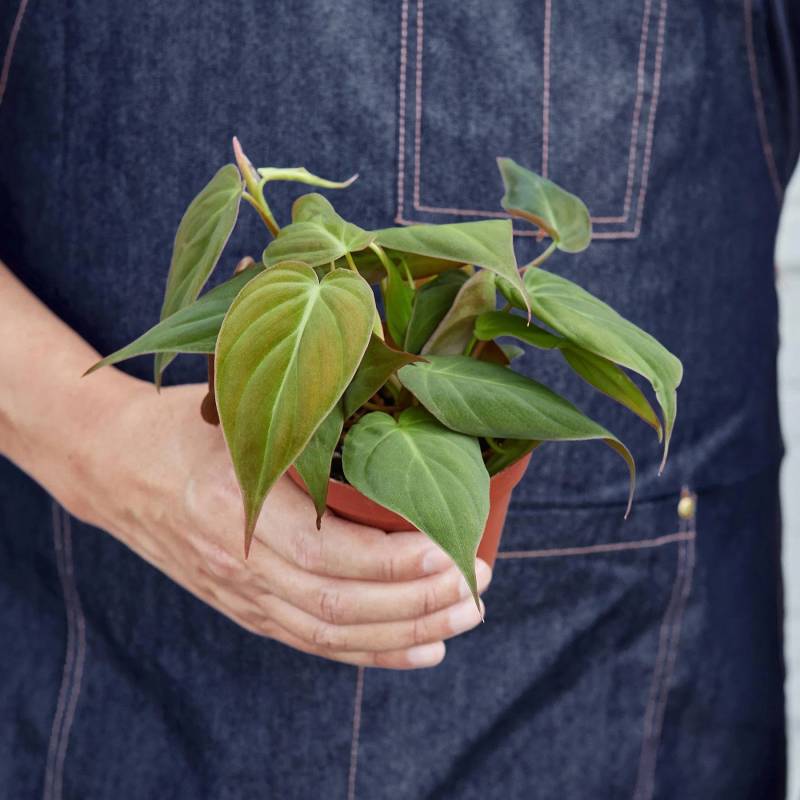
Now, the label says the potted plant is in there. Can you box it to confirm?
[87,139,682,607]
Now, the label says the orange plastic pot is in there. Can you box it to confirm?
[288,452,532,568]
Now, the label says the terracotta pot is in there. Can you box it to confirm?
[288,452,532,568]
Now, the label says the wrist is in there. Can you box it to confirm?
[19,366,147,523]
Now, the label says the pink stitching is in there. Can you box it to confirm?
[43,506,87,800]
[43,503,73,800]
[646,536,695,794]
[346,666,366,800]
[593,0,652,224]
[630,0,668,238]
[541,0,552,179]
[411,0,425,211]
[52,511,87,800]
[632,532,695,800]
[496,529,694,560]
[632,538,686,800]
[0,0,30,109]
[397,0,669,239]
[396,0,410,221]
[743,0,784,203]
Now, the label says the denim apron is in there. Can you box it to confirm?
[0,1,794,797]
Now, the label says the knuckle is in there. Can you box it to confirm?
[370,651,395,669]
[411,615,431,646]
[317,585,348,625]
[199,540,242,582]
[379,553,398,583]
[310,621,341,650]
[421,582,440,617]
[293,531,324,573]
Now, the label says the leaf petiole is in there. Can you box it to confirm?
[485,436,506,454]
[520,239,558,274]
[242,191,280,237]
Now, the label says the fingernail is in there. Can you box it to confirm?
[406,641,446,667]
[449,599,484,634]
[422,547,452,574]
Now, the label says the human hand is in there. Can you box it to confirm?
[73,379,491,669]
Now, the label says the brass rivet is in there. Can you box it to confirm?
[677,494,696,520]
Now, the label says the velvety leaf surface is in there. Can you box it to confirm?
[497,157,591,253]
[474,310,562,350]
[155,164,243,385]
[374,220,529,310]
[262,193,372,267]
[257,166,358,189]
[474,310,662,435]
[343,336,423,418]
[342,408,489,604]
[398,355,635,513]
[404,271,469,353]
[294,403,345,526]
[215,262,375,552]
[86,265,262,374]
[422,271,496,355]
[561,346,662,438]
[525,268,682,467]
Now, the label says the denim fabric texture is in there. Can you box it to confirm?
[0,1,791,797]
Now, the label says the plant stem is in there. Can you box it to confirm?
[368,242,397,277]
[242,192,280,238]
[519,239,557,274]
[485,436,506,454]
[344,251,359,272]
[233,137,281,238]
[364,401,400,412]
[200,354,220,425]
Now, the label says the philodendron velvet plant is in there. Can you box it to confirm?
[88,139,683,605]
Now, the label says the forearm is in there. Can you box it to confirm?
[0,261,141,513]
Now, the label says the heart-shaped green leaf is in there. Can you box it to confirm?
[404,271,469,353]
[294,403,345,527]
[262,194,373,268]
[382,257,415,347]
[373,220,529,313]
[398,355,635,514]
[257,166,358,190]
[343,409,489,605]
[497,158,591,253]
[343,335,423,418]
[422,271,496,355]
[85,265,263,375]
[474,310,662,437]
[215,262,375,553]
[524,268,682,468]
[155,164,243,386]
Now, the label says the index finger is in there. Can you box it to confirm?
[255,480,453,581]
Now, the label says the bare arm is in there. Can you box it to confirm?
[0,262,489,668]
